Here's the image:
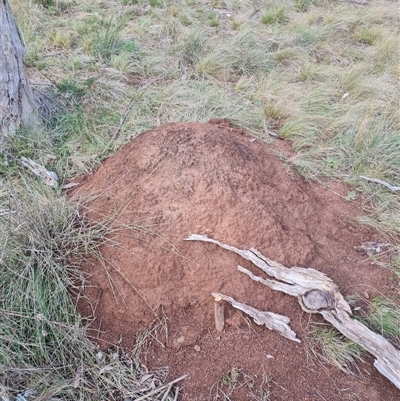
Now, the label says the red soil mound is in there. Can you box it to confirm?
[71,121,398,400]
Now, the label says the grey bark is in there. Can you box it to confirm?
[0,0,38,136]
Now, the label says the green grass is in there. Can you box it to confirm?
[306,325,367,375]
[0,180,178,399]
[308,295,400,374]
[354,296,400,347]
[261,4,288,25]
[87,14,137,63]
[2,0,400,398]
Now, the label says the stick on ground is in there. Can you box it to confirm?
[214,296,225,332]
[186,234,400,390]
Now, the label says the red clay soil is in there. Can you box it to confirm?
[70,120,399,400]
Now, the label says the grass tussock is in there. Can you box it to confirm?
[307,294,400,374]
[2,0,400,397]
[352,296,400,348]
[0,181,177,400]
[306,326,367,375]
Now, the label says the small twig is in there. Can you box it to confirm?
[161,382,173,401]
[134,375,188,401]
[359,176,400,192]
[0,209,16,216]
[249,9,260,20]
[344,0,370,5]
[110,98,135,143]
[138,75,166,91]
[214,296,225,332]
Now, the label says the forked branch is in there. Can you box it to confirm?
[211,292,300,343]
[185,234,400,390]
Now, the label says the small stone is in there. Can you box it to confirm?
[177,336,185,344]
[194,345,201,352]
[266,354,274,359]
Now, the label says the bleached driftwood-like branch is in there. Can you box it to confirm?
[322,308,400,389]
[359,176,400,192]
[186,234,400,390]
[186,234,351,315]
[21,157,58,187]
[211,292,301,343]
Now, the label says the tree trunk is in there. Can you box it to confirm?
[0,0,38,136]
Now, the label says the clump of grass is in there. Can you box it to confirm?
[231,15,246,31]
[195,29,276,80]
[373,33,400,75]
[195,51,226,78]
[34,0,54,7]
[295,0,313,12]
[87,14,137,63]
[263,101,287,121]
[173,29,209,66]
[366,298,400,337]
[208,11,220,27]
[149,0,163,7]
[50,29,71,49]
[306,326,367,375]
[353,27,381,45]
[261,4,288,25]
[0,179,177,400]
[354,297,400,347]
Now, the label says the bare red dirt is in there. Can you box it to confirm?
[71,121,399,400]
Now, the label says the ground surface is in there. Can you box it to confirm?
[71,121,398,400]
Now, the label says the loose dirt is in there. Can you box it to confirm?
[71,120,399,400]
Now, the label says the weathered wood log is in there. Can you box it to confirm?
[186,234,351,315]
[186,234,400,390]
[211,292,301,343]
[322,308,400,389]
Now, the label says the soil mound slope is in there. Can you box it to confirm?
[72,121,397,400]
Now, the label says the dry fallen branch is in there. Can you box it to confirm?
[21,156,58,187]
[321,308,400,388]
[359,176,400,192]
[186,234,400,390]
[211,292,301,343]
[186,234,351,315]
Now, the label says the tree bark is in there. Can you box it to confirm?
[0,0,38,136]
